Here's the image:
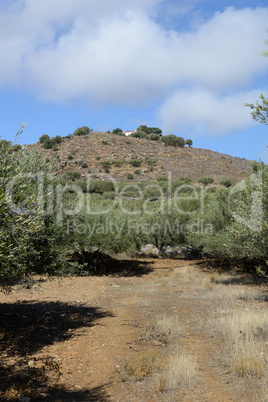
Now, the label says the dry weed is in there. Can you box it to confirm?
[219,309,268,342]
[232,339,267,378]
[216,308,268,379]
[154,350,197,391]
[125,350,164,381]
[155,314,184,340]
[203,280,214,290]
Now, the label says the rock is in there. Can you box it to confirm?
[139,244,159,257]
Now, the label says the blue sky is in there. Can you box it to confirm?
[0,0,267,161]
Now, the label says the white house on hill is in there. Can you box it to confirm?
[124,130,136,136]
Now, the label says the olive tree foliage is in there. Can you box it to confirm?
[245,94,268,125]
[112,128,125,136]
[73,126,93,136]
[161,134,185,147]
[137,125,162,135]
[0,125,66,287]
[186,166,268,270]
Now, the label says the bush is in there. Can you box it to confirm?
[185,139,193,147]
[11,144,22,152]
[64,171,81,181]
[126,173,134,180]
[101,161,112,168]
[220,179,234,188]
[112,128,125,136]
[0,126,66,287]
[136,125,162,136]
[112,159,125,167]
[43,138,56,149]
[89,180,115,194]
[145,158,157,165]
[128,158,143,167]
[102,140,108,145]
[198,177,214,186]
[145,134,161,141]
[39,134,50,144]
[54,135,63,144]
[73,126,92,136]
[161,134,185,147]
[81,162,88,168]
[130,131,147,139]
[134,170,141,175]
[68,154,74,160]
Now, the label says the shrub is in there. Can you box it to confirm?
[134,170,141,175]
[73,126,92,136]
[161,134,185,147]
[130,131,147,139]
[112,128,125,136]
[103,167,110,173]
[146,133,161,141]
[96,156,100,160]
[68,154,74,160]
[221,179,234,188]
[128,158,143,167]
[101,161,112,168]
[11,144,22,152]
[64,171,81,181]
[185,139,193,147]
[161,134,185,148]
[112,159,125,167]
[157,176,168,182]
[54,135,63,144]
[125,350,164,380]
[102,140,108,145]
[81,162,88,168]
[89,180,115,194]
[145,158,157,165]
[43,138,56,149]
[0,125,66,287]
[126,173,134,180]
[136,125,162,135]
[39,134,50,144]
[198,177,214,186]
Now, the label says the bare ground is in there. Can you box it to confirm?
[0,258,267,401]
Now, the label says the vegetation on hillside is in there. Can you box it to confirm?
[1,105,267,288]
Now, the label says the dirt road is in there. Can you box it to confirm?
[1,258,267,401]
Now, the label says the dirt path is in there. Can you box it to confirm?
[0,258,266,401]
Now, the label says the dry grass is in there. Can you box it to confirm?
[125,350,164,381]
[232,339,267,378]
[203,279,214,290]
[215,308,268,378]
[155,278,169,286]
[154,350,197,391]
[155,314,184,340]
[218,309,268,342]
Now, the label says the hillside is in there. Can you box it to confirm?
[31,132,252,184]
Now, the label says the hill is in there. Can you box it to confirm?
[31,132,252,184]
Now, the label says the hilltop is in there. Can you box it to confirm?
[31,131,252,184]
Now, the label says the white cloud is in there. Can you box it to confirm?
[157,88,267,136]
[0,1,268,135]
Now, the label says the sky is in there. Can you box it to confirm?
[0,0,268,162]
